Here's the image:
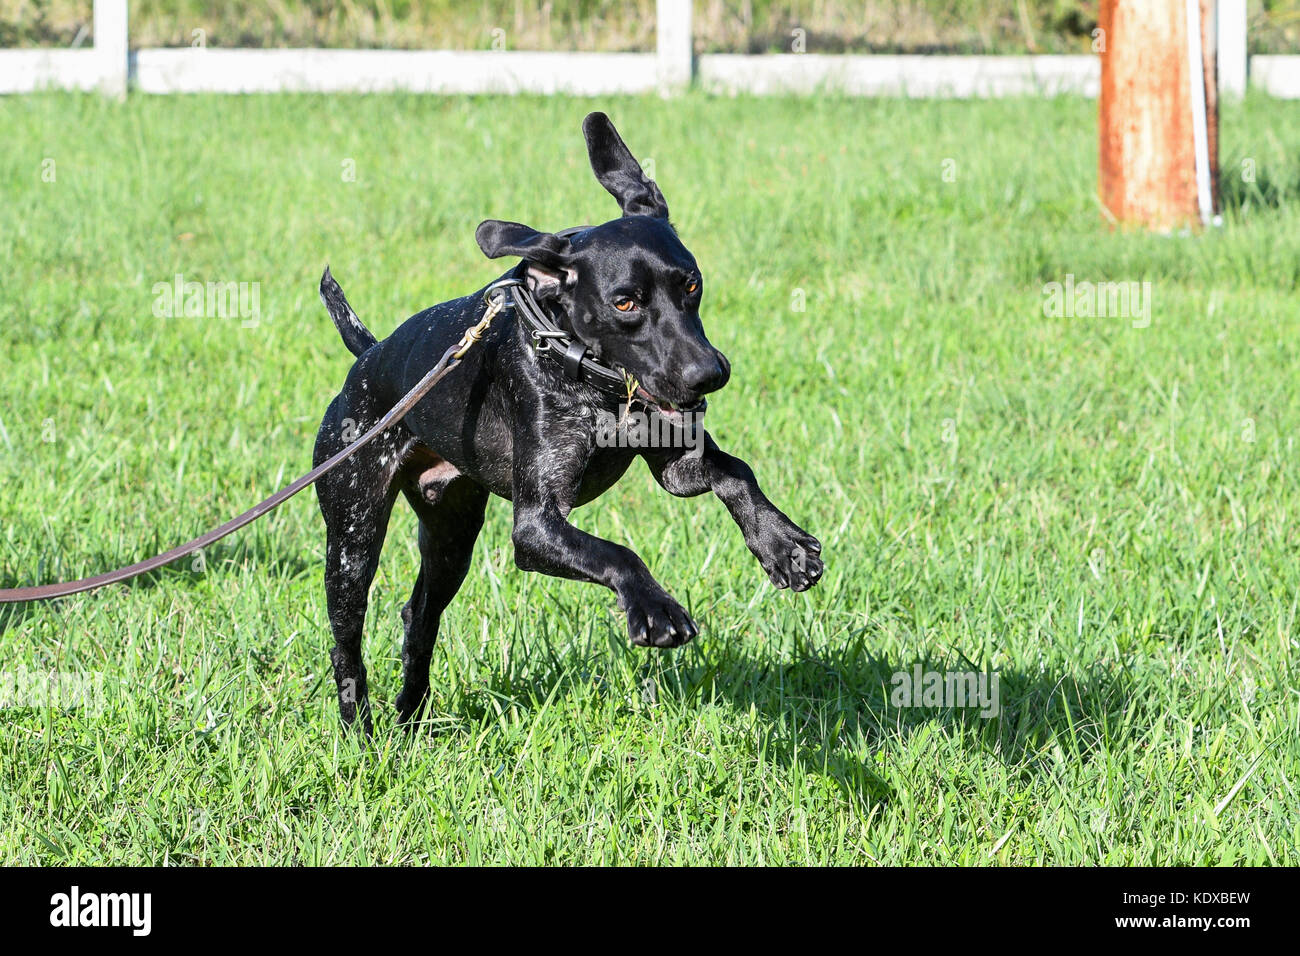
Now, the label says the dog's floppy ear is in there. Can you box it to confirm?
[582,112,670,220]
[476,220,576,298]
[475,220,573,268]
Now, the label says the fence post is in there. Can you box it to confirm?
[1217,0,1247,98]
[1098,0,1218,229]
[656,0,693,95]
[94,0,129,98]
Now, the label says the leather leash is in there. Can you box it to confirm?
[0,280,518,604]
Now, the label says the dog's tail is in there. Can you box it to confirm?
[319,266,378,358]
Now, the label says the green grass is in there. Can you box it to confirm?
[1,92,1299,865]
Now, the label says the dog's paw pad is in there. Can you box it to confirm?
[754,526,824,592]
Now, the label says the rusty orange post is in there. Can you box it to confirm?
[1099,0,1219,229]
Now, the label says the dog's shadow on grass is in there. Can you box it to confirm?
[433,630,1137,810]
[672,644,1138,806]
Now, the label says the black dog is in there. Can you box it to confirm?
[314,112,823,732]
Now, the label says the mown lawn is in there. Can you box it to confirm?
[1,91,1298,864]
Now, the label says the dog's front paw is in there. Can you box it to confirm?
[750,520,823,592]
[624,587,698,649]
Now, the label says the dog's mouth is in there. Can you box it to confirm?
[633,385,707,427]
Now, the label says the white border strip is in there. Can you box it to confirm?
[1251,56,1300,97]
[131,49,659,95]
[0,49,106,92]
[697,54,1099,97]
[3,44,1300,99]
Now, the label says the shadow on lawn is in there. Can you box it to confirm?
[430,628,1138,810]
[685,645,1138,807]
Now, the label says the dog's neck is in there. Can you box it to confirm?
[508,263,628,403]
[514,261,576,336]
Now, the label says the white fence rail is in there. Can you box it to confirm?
[698,54,1100,97]
[131,49,663,95]
[1,0,1297,98]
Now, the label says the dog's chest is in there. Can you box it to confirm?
[574,445,638,506]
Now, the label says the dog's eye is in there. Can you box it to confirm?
[685,279,699,295]
[613,297,637,312]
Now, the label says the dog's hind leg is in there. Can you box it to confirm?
[395,459,489,725]
[314,398,404,734]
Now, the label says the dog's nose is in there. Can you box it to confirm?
[683,350,731,396]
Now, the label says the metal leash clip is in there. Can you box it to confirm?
[452,278,521,360]
[529,327,567,353]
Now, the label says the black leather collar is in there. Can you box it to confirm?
[501,264,632,400]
